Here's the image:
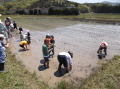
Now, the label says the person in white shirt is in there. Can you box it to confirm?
[57,51,73,73]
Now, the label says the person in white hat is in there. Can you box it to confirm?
[97,42,108,55]
[0,34,9,50]
[0,34,9,71]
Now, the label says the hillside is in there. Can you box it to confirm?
[0,0,15,4]
[3,0,78,10]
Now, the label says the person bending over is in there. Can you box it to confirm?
[19,40,31,51]
[57,51,73,73]
[97,42,108,55]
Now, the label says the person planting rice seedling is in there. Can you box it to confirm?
[97,42,108,56]
[19,40,31,51]
[57,51,73,73]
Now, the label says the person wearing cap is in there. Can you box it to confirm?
[0,34,9,71]
[97,42,108,55]
[57,51,73,73]
[19,40,31,51]
[42,40,53,68]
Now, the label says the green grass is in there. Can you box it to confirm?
[0,49,50,89]
[79,55,120,89]
[1,13,120,23]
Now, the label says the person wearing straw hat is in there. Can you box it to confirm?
[57,51,73,73]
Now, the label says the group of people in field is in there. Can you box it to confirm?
[0,17,108,73]
[42,34,73,73]
[5,17,17,38]
[0,17,31,72]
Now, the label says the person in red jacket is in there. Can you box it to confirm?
[97,42,108,55]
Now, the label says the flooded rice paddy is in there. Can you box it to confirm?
[9,18,120,87]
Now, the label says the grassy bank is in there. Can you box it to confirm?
[0,49,50,89]
[58,55,120,89]
[1,13,120,23]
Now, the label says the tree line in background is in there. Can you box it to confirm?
[48,8,79,15]
[15,8,79,15]
[0,1,120,15]
[85,3,120,13]
[16,9,42,15]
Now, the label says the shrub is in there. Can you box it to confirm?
[34,9,37,15]
[48,7,79,15]
[29,9,33,15]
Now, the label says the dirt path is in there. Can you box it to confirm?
[9,21,120,88]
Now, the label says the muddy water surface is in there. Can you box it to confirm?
[9,19,120,87]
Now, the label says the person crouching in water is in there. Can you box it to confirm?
[57,51,73,73]
[42,40,53,68]
[97,42,108,55]
[19,40,31,51]
[0,34,9,71]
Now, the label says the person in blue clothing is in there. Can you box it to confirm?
[0,34,9,71]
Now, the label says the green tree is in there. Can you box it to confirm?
[78,4,91,13]
[0,5,6,13]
